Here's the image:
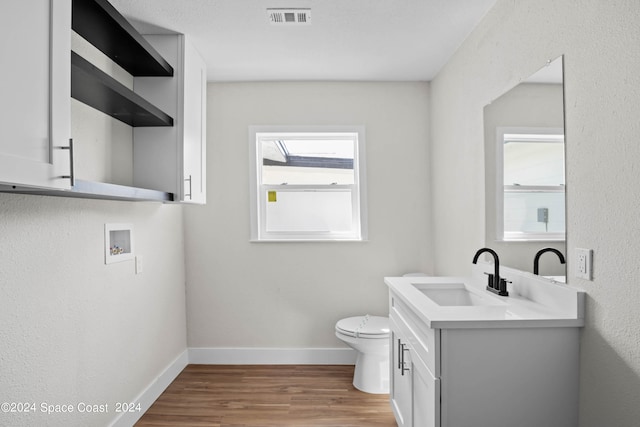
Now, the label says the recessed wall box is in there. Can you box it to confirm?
[105,223,134,264]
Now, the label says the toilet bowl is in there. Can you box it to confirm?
[335,315,390,394]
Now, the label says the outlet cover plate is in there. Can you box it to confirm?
[135,255,143,275]
[575,248,592,280]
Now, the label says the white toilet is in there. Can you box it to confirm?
[335,315,390,394]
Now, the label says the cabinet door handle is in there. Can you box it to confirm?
[184,174,192,199]
[400,343,410,376]
[397,338,403,369]
[58,138,75,186]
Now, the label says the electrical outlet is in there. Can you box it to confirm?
[575,248,592,280]
[135,255,143,275]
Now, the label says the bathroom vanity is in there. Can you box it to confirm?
[386,264,584,427]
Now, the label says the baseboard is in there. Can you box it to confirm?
[109,349,189,427]
[188,347,357,365]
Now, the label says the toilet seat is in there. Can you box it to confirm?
[335,315,389,339]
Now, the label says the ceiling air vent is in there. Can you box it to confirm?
[267,8,311,25]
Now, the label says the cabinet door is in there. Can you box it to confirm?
[412,357,440,427]
[0,0,71,190]
[133,35,179,196]
[390,330,413,427]
[133,35,207,203]
[181,40,207,204]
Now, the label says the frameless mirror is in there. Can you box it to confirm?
[483,57,566,279]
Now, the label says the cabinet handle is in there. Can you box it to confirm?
[184,174,192,199]
[400,343,410,376]
[58,138,75,186]
[397,339,403,369]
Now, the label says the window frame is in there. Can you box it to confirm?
[249,126,367,242]
[496,127,566,242]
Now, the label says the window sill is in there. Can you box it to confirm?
[497,237,566,243]
[250,238,368,243]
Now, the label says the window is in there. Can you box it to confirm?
[497,128,565,241]
[249,126,367,241]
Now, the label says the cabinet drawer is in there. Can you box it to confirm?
[390,292,439,376]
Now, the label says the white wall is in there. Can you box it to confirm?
[184,82,431,349]
[430,1,640,425]
[0,195,187,426]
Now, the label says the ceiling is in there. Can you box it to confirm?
[109,0,497,82]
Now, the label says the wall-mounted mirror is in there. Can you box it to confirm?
[483,56,566,279]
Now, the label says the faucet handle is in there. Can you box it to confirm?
[498,278,511,296]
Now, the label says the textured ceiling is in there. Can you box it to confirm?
[108,0,497,82]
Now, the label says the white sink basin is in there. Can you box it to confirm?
[412,283,507,308]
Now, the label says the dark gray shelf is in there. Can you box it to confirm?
[72,0,173,77]
[71,51,174,127]
[0,180,174,202]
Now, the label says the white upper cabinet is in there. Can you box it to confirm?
[0,0,72,190]
[181,40,207,204]
[0,0,206,203]
[133,35,207,204]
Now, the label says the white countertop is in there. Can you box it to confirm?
[386,263,585,329]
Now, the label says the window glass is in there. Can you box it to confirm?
[250,128,366,241]
[499,131,565,241]
[504,191,565,236]
[265,190,353,233]
[260,137,355,185]
[503,139,564,186]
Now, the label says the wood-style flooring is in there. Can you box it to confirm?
[135,364,397,427]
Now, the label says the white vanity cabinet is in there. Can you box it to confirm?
[0,0,72,190]
[133,35,207,204]
[390,295,440,427]
[389,288,581,427]
[390,326,412,427]
[390,311,440,427]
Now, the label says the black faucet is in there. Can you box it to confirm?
[533,248,566,275]
[472,248,509,296]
